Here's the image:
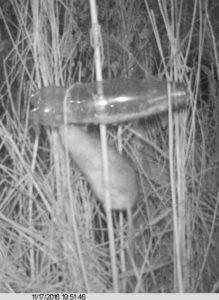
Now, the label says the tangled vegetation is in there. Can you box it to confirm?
[0,0,219,293]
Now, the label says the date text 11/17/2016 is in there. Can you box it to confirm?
[32,293,87,300]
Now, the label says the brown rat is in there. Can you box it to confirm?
[59,125,138,211]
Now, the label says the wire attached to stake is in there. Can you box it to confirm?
[88,0,119,292]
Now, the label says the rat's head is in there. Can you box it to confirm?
[30,86,68,127]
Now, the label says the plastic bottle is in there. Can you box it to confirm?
[30,78,187,126]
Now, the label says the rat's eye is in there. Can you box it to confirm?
[43,107,52,113]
